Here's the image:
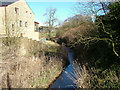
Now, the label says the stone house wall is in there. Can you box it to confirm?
[0,0,39,41]
[0,7,6,35]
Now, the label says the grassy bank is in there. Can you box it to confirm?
[1,37,68,88]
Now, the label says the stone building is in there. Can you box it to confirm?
[0,0,39,41]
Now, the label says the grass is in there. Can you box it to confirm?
[1,37,68,88]
[2,56,63,88]
[65,61,90,88]
[66,61,120,88]
[39,31,56,40]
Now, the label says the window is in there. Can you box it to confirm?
[25,22,27,27]
[20,21,22,27]
[12,24,14,31]
[15,7,19,14]
[26,11,28,16]
[30,13,32,17]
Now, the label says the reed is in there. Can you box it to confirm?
[66,61,120,88]
[1,37,66,88]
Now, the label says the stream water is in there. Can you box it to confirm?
[51,47,78,88]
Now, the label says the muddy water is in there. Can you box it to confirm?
[51,48,78,88]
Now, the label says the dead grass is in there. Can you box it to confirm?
[1,55,63,88]
[1,48,63,88]
[65,62,90,88]
[1,37,65,88]
[45,40,60,46]
[66,61,120,88]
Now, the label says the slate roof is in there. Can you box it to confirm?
[0,0,19,6]
[34,21,39,24]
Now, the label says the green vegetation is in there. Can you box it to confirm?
[56,2,120,88]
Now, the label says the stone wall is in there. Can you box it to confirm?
[0,7,6,35]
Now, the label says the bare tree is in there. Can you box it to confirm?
[44,8,57,39]
[75,0,120,58]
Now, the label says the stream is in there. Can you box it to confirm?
[51,47,78,88]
